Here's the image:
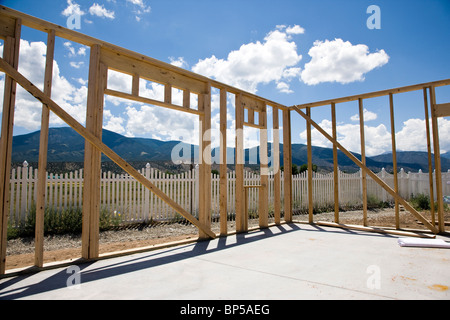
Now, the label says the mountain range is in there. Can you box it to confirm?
[11,127,450,173]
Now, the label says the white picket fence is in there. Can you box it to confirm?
[8,161,450,226]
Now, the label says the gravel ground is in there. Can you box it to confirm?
[5,208,446,271]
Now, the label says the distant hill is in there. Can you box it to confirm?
[11,127,450,173]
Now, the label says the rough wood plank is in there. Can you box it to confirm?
[35,30,55,268]
[423,88,436,225]
[358,98,368,226]
[198,84,212,239]
[104,88,203,116]
[219,89,228,236]
[282,109,292,222]
[101,48,208,94]
[306,108,313,223]
[331,103,339,223]
[272,107,281,224]
[434,103,450,118]
[259,108,269,228]
[293,79,450,109]
[235,93,245,232]
[389,93,400,229]
[0,20,20,275]
[429,86,445,233]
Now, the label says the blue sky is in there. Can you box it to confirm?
[1,0,449,157]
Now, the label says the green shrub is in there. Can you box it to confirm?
[410,194,430,211]
[7,205,122,240]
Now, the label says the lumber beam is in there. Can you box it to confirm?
[35,30,55,268]
[429,86,445,233]
[235,93,245,232]
[219,89,228,236]
[423,88,436,225]
[306,107,313,223]
[272,107,281,224]
[0,19,20,275]
[259,107,269,229]
[389,93,400,229]
[198,84,212,239]
[282,109,293,222]
[358,99,368,226]
[434,103,450,118]
[331,103,339,223]
[82,45,107,259]
[292,79,450,109]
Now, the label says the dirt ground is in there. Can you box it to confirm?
[5,208,449,271]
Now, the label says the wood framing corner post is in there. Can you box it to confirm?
[259,107,269,228]
[198,84,212,239]
[283,109,293,222]
[82,44,107,259]
[0,18,21,275]
[235,93,245,232]
[219,88,228,236]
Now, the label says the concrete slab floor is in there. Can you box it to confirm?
[0,223,449,300]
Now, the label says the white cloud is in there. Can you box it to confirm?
[77,46,87,56]
[61,0,84,17]
[299,117,450,157]
[63,41,87,58]
[126,0,151,21]
[103,109,125,134]
[301,38,389,85]
[350,108,378,122]
[89,3,115,19]
[3,40,87,131]
[276,82,293,94]
[124,105,197,143]
[286,25,305,35]
[396,118,450,153]
[70,61,84,69]
[192,27,303,94]
[169,56,188,69]
[300,119,391,157]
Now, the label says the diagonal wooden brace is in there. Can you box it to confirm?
[0,57,216,239]
[293,106,438,234]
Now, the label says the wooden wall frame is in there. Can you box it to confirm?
[0,5,448,276]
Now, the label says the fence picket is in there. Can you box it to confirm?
[7,164,449,227]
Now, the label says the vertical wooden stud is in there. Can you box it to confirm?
[82,45,106,259]
[132,74,139,96]
[282,109,292,222]
[164,83,172,104]
[35,29,55,268]
[423,88,436,225]
[183,89,190,109]
[219,88,228,236]
[198,83,212,239]
[389,93,400,229]
[235,93,245,232]
[306,107,313,223]
[429,86,445,233]
[359,98,368,226]
[272,107,281,224]
[331,103,339,223]
[259,107,269,228]
[0,19,21,275]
